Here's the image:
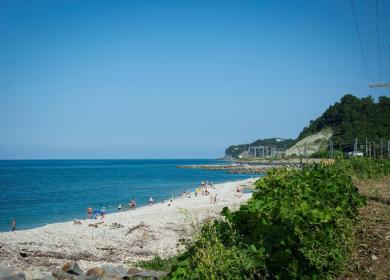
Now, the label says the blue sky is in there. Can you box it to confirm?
[0,0,389,159]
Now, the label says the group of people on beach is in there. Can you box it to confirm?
[86,197,154,219]
[194,181,218,204]
[87,207,106,219]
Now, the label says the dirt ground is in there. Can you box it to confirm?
[340,177,390,280]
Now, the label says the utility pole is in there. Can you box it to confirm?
[354,138,358,154]
[365,138,368,157]
[388,140,390,159]
[369,142,371,157]
[304,142,307,163]
[380,138,383,160]
[329,140,334,158]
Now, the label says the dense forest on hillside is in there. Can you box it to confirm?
[298,94,390,151]
[225,94,389,158]
[225,138,295,158]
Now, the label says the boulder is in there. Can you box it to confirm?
[61,262,83,276]
[0,264,18,278]
[38,274,57,280]
[130,270,168,280]
[100,265,127,279]
[0,265,26,280]
[1,274,26,280]
[52,268,80,280]
[23,269,53,280]
[85,267,105,278]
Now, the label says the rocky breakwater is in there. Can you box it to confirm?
[0,261,167,280]
[177,164,271,174]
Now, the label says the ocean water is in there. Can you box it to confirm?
[0,159,253,232]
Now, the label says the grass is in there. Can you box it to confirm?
[137,255,178,272]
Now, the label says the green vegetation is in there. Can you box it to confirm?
[137,255,178,272]
[225,138,295,159]
[310,150,343,159]
[166,158,390,279]
[298,95,390,151]
[341,157,390,179]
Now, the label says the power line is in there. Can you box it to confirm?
[375,0,383,83]
[350,0,371,84]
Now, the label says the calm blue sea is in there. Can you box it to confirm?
[0,159,253,232]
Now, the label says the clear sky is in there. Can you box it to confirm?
[0,0,389,159]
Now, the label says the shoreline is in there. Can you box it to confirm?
[0,177,259,271]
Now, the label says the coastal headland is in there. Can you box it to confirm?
[0,178,257,272]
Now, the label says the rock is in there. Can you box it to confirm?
[100,265,127,279]
[1,274,26,280]
[61,262,83,276]
[85,267,105,278]
[52,269,80,280]
[19,252,28,258]
[38,274,57,280]
[371,254,378,261]
[126,268,141,276]
[23,270,44,280]
[131,270,168,280]
[0,264,18,278]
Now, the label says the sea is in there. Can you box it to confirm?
[0,159,253,232]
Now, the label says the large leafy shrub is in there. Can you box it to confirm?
[171,223,261,280]
[170,162,368,279]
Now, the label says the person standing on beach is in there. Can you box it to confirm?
[11,219,16,231]
[101,207,106,218]
[149,197,154,205]
[130,198,136,209]
[87,207,93,219]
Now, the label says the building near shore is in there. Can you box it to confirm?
[247,145,284,158]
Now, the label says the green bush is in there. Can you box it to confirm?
[170,223,261,279]
[220,165,365,279]
[340,157,390,179]
[169,162,370,279]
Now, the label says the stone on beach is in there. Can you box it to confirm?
[61,262,83,276]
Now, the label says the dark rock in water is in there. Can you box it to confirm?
[19,252,28,258]
[61,262,83,276]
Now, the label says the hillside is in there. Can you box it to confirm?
[285,128,333,157]
[298,94,390,151]
[224,94,390,159]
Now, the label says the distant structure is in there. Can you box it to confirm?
[247,145,284,158]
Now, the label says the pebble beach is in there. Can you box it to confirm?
[0,178,258,272]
